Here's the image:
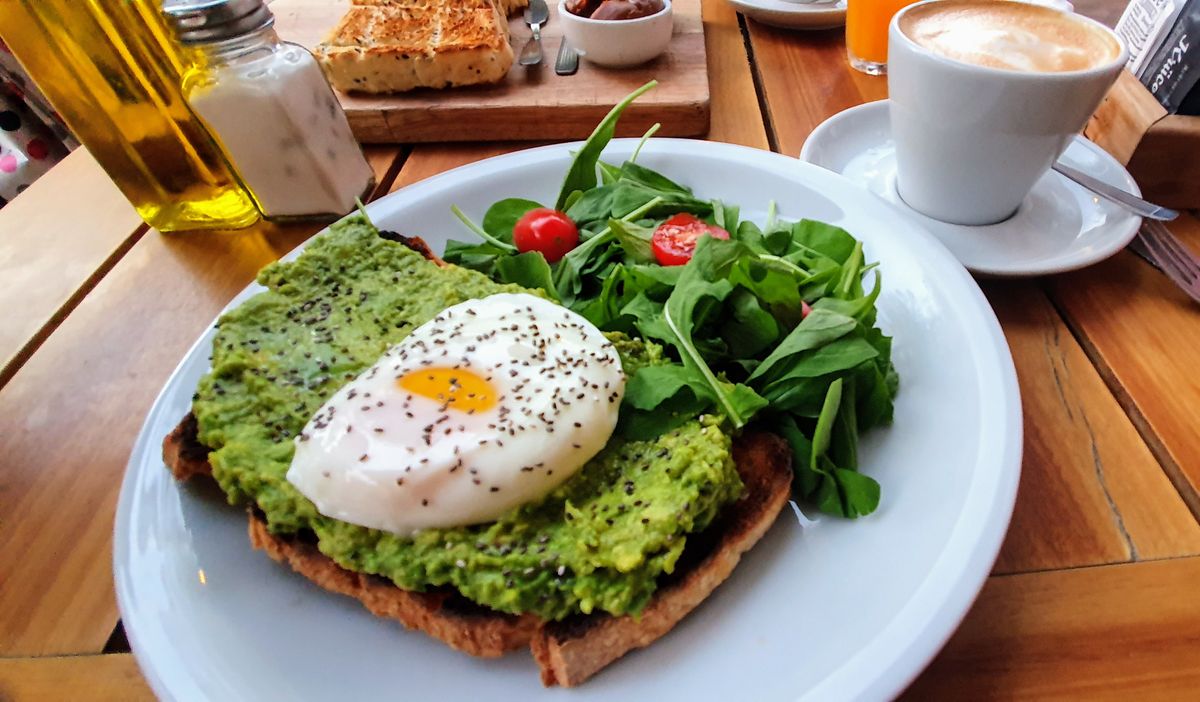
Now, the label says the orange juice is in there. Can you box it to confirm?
[846,0,919,74]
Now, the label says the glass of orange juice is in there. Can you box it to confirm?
[846,0,920,75]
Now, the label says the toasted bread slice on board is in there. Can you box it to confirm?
[316,0,514,93]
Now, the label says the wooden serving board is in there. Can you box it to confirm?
[270,0,710,144]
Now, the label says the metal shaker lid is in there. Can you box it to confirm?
[162,0,274,44]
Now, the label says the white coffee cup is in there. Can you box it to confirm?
[887,0,1126,226]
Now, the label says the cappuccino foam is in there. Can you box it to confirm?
[899,1,1122,73]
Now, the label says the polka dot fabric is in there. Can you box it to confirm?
[0,39,70,207]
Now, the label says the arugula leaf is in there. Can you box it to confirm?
[495,252,559,300]
[555,80,657,210]
[747,309,858,383]
[721,289,781,359]
[659,238,767,428]
[482,198,542,243]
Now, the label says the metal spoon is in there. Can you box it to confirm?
[1051,161,1179,221]
[520,0,549,66]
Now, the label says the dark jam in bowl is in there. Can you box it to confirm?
[565,0,666,21]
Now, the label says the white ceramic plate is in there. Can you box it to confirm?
[729,0,847,30]
[799,100,1142,277]
[115,139,1021,702]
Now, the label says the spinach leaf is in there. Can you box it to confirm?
[792,219,857,263]
[598,160,623,186]
[482,198,542,243]
[495,252,559,300]
[618,367,712,440]
[451,205,517,253]
[609,219,655,263]
[566,185,616,227]
[555,80,657,210]
[619,161,691,195]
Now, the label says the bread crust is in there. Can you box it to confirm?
[164,415,791,682]
[529,432,793,686]
[316,1,515,93]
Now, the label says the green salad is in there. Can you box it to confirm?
[446,82,899,518]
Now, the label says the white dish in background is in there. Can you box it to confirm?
[558,0,674,67]
[115,139,1022,702]
[801,100,1142,277]
[729,0,846,30]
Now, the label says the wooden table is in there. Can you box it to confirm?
[3,1,1199,698]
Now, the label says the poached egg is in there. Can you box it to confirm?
[286,292,625,535]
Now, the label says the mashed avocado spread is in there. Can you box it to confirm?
[192,216,742,620]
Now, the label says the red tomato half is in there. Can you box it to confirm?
[513,208,579,263]
[651,213,730,266]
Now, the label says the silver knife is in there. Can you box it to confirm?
[555,38,579,76]
[520,0,549,66]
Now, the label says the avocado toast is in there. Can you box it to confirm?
[164,218,793,685]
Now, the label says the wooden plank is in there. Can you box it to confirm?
[985,282,1200,573]
[272,0,710,143]
[745,21,885,153]
[381,0,769,197]
[0,655,154,702]
[904,557,1200,699]
[0,149,404,656]
[0,147,144,387]
[744,12,1200,572]
[1047,216,1200,516]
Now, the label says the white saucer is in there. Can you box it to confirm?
[728,0,847,30]
[799,100,1142,277]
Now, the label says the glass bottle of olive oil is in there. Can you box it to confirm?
[0,0,260,231]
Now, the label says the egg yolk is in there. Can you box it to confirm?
[397,368,496,414]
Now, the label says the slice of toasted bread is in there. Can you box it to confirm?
[248,510,542,656]
[529,432,792,686]
[164,231,793,683]
[316,0,514,93]
[164,413,791,681]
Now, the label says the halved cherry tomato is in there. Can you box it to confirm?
[801,301,813,319]
[651,213,730,266]
[513,208,579,263]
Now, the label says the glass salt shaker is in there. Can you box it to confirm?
[163,0,375,222]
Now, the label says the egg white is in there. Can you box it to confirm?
[286,292,625,535]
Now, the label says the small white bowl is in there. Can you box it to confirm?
[558,0,674,68]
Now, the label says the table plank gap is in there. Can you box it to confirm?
[986,281,1200,573]
[1044,249,1200,523]
[0,221,149,391]
[0,654,154,702]
[736,13,781,154]
[0,148,146,388]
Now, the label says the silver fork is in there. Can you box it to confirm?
[1129,220,1200,304]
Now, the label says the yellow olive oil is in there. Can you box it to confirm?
[0,0,259,231]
